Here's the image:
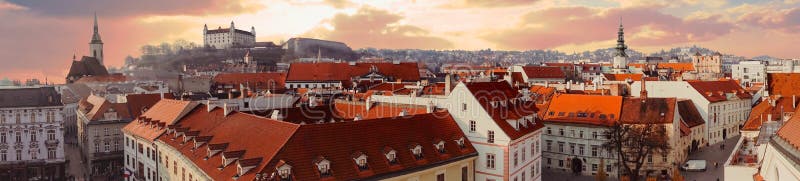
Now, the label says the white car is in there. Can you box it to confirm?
[681,160,707,171]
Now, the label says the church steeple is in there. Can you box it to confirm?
[91,12,102,44]
[89,12,104,65]
[615,18,627,58]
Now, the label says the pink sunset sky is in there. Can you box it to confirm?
[1,0,799,83]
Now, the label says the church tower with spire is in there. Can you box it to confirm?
[89,13,104,65]
[611,18,629,73]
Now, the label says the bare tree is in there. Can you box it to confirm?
[603,122,670,181]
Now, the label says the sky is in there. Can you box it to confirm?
[1,0,799,83]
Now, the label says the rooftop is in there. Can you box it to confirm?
[543,94,623,126]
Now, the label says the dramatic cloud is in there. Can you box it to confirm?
[0,8,197,83]
[482,6,735,50]
[737,7,800,33]
[6,0,264,18]
[305,6,453,49]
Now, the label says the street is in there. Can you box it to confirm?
[681,135,740,181]
[541,136,740,181]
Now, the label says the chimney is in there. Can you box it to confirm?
[767,113,773,122]
[427,101,435,113]
[270,110,282,120]
[640,79,648,102]
[445,74,452,95]
[206,100,215,112]
[566,80,572,91]
[398,109,408,117]
[794,95,797,109]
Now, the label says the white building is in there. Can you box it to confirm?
[732,61,766,87]
[0,87,66,180]
[203,21,256,49]
[631,80,752,144]
[766,59,800,73]
[122,100,198,181]
[372,81,544,181]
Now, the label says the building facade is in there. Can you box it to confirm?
[632,80,752,144]
[203,21,256,49]
[77,95,133,178]
[732,61,767,87]
[0,87,66,180]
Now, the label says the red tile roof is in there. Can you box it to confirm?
[657,63,695,72]
[742,96,798,131]
[776,108,800,151]
[688,80,752,103]
[80,95,132,121]
[465,82,544,140]
[212,72,286,91]
[677,100,705,128]
[420,83,451,96]
[286,62,420,82]
[619,98,676,124]
[543,94,623,126]
[260,111,477,180]
[158,105,300,181]
[333,101,428,120]
[122,99,198,141]
[529,85,555,103]
[125,93,174,118]
[767,73,800,96]
[521,66,566,79]
[604,73,642,81]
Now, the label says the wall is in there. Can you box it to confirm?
[383,157,476,181]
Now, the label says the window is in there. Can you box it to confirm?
[114,140,120,151]
[593,131,598,139]
[559,128,564,136]
[31,151,37,159]
[461,166,468,181]
[15,113,20,124]
[411,145,424,160]
[47,130,55,140]
[95,142,100,153]
[579,145,585,155]
[647,155,653,163]
[558,159,563,167]
[462,103,467,111]
[15,150,21,160]
[1,150,6,161]
[546,127,552,134]
[15,132,21,143]
[469,121,476,132]
[592,164,598,171]
[173,162,177,174]
[579,131,584,138]
[513,150,518,167]
[1,132,6,144]
[30,112,36,122]
[662,155,667,162]
[30,130,36,142]
[354,153,369,171]
[488,130,495,143]
[591,146,598,157]
[546,140,552,151]
[316,158,331,177]
[558,142,564,153]
[0,114,4,124]
[522,147,526,162]
[435,141,446,154]
[386,150,398,164]
[486,154,496,169]
[570,143,575,154]
[104,128,109,136]
[534,141,539,155]
[522,172,526,181]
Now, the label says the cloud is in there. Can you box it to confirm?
[0,10,197,83]
[6,0,264,18]
[482,6,735,50]
[737,7,800,33]
[305,6,453,49]
[441,0,540,8]
[324,0,355,9]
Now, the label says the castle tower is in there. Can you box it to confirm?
[89,13,104,65]
[612,18,628,71]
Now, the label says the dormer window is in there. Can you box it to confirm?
[411,145,424,160]
[385,149,398,165]
[455,137,466,149]
[434,140,446,154]
[276,161,292,180]
[314,156,331,177]
[352,152,369,171]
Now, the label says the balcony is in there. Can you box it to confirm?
[45,139,59,147]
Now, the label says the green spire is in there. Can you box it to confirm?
[615,17,627,57]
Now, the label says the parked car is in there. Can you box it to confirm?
[681,160,707,171]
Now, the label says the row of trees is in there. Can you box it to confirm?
[139,39,202,56]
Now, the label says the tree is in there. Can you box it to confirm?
[603,121,670,181]
[596,158,607,181]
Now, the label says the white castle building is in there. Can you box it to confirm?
[203,21,256,49]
